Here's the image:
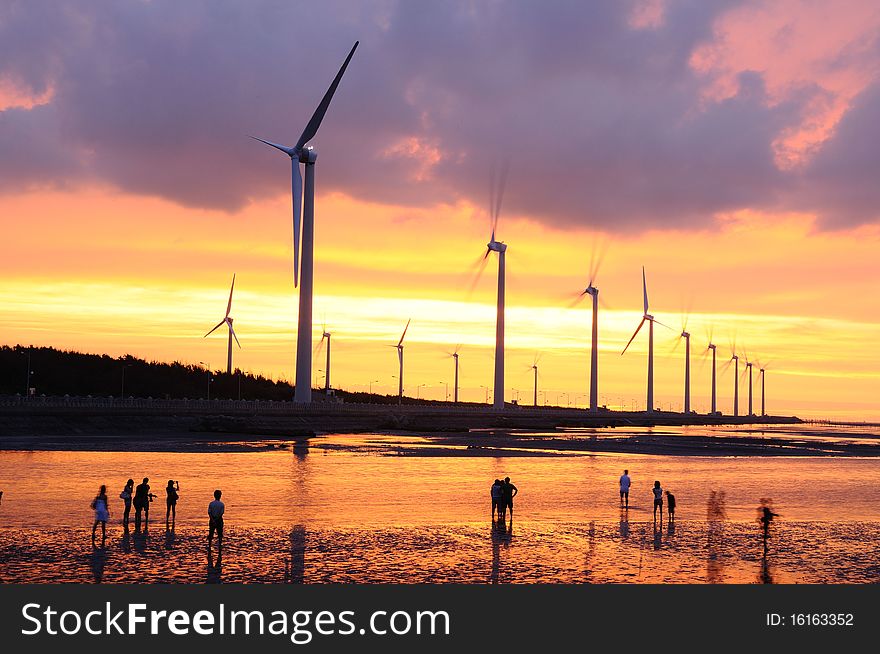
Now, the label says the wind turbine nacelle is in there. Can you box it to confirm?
[299,147,318,164]
[488,241,507,253]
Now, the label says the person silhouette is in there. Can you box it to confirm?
[490,479,503,520]
[120,479,134,528]
[91,484,110,547]
[133,477,150,531]
[165,480,180,527]
[652,480,663,522]
[208,489,225,548]
[665,490,676,522]
[501,477,518,521]
[619,469,631,507]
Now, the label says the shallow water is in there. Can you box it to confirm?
[1,431,879,583]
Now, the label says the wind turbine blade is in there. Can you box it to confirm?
[621,317,646,355]
[671,334,683,353]
[642,266,649,315]
[226,274,235,318]
[204,320,225,338]
[398,318,411,347]
[466,252,491,298]
[653,318,675,331]
[295,41,359,152]
[291,159,303,287]
[249,136,295,157]
[229,323,241,348]
[567,290,588,308]
[589,237,609,285]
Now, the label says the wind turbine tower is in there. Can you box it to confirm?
[204,274,241,375]
[252,42,358,404]
[622,267,665,413]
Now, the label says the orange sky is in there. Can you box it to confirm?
[2,1,880,420]
[2,187,878,420]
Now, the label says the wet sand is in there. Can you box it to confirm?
[1,519,876,584]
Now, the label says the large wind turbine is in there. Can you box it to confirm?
[759,364,767,416]
[622,267,665,413]
[204,274,241,375]
[531,354,540,407]
[471,163,510,411]
[391,319,411,404]
[252,42,358,404]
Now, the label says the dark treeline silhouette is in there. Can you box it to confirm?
[0,344,489,405]
[0,345,294,400]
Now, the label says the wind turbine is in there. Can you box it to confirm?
[204,274,241,375]
[390,319,411,404]
[730,351,739,417]
[622,267,667,413]
[530,354,541,407]
[470,162,510,411]
[706,341,717,414]
[673,314,691,414]
[252,41,358,404]
[571,241,606,412]
[315,324,332,394]
[743,356,755,416]
[446,346,461,403]
[757,361,771,417]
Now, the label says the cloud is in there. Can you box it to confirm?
[1,0,879,232]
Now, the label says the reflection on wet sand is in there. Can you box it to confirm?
[206,544,222,584]
[706,490,728,584]
[619,508,629,539]
[286,525,306,584]
[89,546,107,583]
[490,519,512,584]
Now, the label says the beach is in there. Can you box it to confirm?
[1,426,879,584]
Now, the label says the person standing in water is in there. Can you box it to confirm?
[619,469,631,508]
[501,477,518,521]
[490,479,503,520]
[208,489,225,547]
[652,480,663,521]
[133,477,150,531]
[666,490,676,522]
[91,485,110,546]
[119,479,134,528]
[165,480,180,527]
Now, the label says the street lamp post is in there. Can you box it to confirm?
[480,385,489,404]
[199,362,212,400]
[417,383,426,399]
[439,381,448,402]
[369,379,379,395]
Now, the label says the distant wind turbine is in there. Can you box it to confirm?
[706,341,717,414]
[730,351,740,417]
[673,313,691,414]
[744,357,755,416]
[530,354,541,407]
[622,267,668,413]
[446,346,461,403]
[390,319,411,404]
[571,240,607,412]
[470,161,510,411]
[251,41,358,404]
[315,324,332,393]
[204,274,241,375]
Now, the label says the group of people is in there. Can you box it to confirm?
[619,469,676,521]
[490,477,518,521]
[90,479,225,549]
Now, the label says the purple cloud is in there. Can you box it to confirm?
[0,0,877,231]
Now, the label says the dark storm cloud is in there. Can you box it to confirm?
[0,0,876,231]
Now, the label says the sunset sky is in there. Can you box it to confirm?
[2,0,879,420]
